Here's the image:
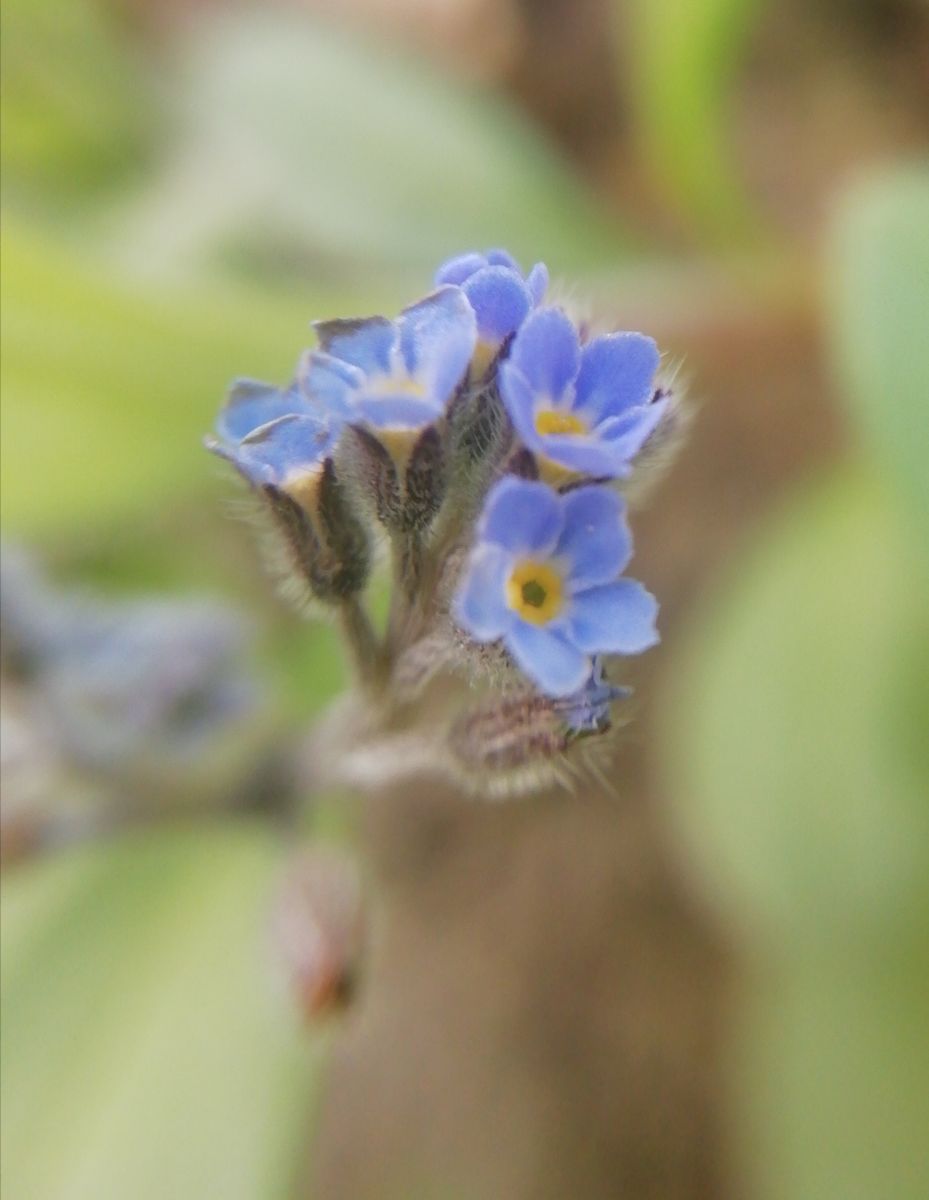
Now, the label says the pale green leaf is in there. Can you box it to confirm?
[625,0,765,241]
[828,164,929,545]
[1,826,320,1200]
[118,11,622,279]
[0,0,154,204]
[0,221,373,534]
[740,957,929,1200]
[665,468,929,949]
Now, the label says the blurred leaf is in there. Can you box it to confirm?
[1,826,320,1200]
[118,11,622,280]
[0,0,155,206]
[741,956,929,1200]
[625,0,765,241]
[666,468,929,949]
[828,164,929,546]
[0,220,372,535]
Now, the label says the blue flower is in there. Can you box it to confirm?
[313,286,476,431]
[435,249,548,369]
[555,659,630,736]
[207,359,352,495]
[500,307,667,479]
[454,478,659,697]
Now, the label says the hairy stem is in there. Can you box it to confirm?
[338,595,384,687]
[383,530,426,656]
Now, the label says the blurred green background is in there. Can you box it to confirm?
[2,1,928,1197]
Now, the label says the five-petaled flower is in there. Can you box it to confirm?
[312,286,476,436]
[207,371,347,500]
[435,249,548,373]
[454,477,659,697]
[500,307,666,480]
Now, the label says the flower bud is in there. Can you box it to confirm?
[449,690,570,777]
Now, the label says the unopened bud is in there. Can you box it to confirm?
[447,690,571,796]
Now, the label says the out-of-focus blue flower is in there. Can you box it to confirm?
[314,286,476,431]
[0,546,264,777]
[555,658,630,736]
[500,307,666,479]
[454,478,659,697]
[207,363,350,493]
[435,249,548,370]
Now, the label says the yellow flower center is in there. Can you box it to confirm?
[377,425,420,470]
[534,409,586,437]
[471,338,499,377]
[282,463,324,510]
[506,560,564,625]
[369,372,427,400]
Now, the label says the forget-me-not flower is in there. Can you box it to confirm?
[454,477,659,697]
[435,249,548,372]
[207,364,351,501]
[313,286,476,436]
[500,307,666,479]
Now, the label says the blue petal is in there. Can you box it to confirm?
[240,412,340,479]
[597,404,660,440]
[597,408,667,472]
[205,434,254,480]
[353,393,442,429]
[480,477,563,556]
[453,544,514,641]
[485,248,520,271]
[555,486,632,589]
[538,435,631,478]
[297,351,363,417]
[566,580,659,654]
[313,316,395,375]
[505,622,592,697]
[525,262,549,306]
[397,286,476,403]
[216,379,304,443]
[499,363,544,450]
[574,332,659,424]
[434,252,486,286]
[462,266,532,345]
[508,307,580,402]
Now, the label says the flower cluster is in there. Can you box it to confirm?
[207,250,678,795]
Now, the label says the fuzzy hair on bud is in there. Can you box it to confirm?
[402,425,446,532]
[339,424,403,528]
[448,689,570,785]
[263,460,370,607]
[447,386,510,472]
[618,373,691,506]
